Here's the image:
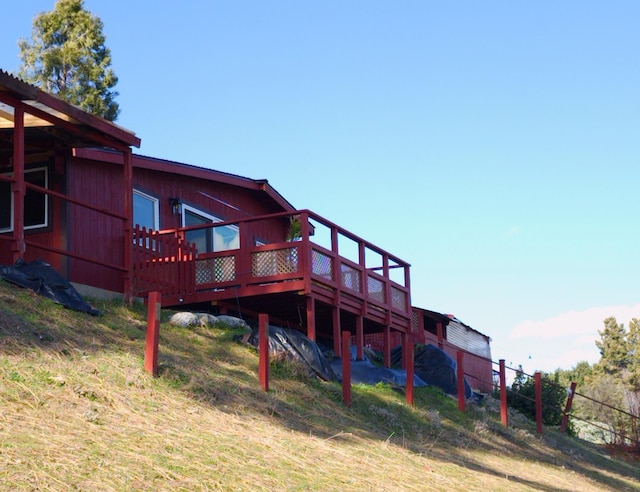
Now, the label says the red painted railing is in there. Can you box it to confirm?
[131,210,412,327]
[132,226,197,300]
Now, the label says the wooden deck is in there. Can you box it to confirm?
[133,210,412,352]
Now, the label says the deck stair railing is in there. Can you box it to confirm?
[132,226,197,299]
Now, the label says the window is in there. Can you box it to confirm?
[133,189,159,230]
[0,166,49,233]
[182,204,239,254]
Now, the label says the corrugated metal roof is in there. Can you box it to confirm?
[0,69,140,150]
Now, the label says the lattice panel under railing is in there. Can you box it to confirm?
[195,255,236,284]
[367,275,385,303]
[252,247,298,277]
[411,309,420,333]
[391,285,407,311]
[340,263,361,292]
[312,249,333,280]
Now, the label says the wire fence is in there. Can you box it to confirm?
[486,360,640,450]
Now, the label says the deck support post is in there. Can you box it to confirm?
[332,306,341,356]
[383,325,391,368]
[306,297,316,341]
[355,315,364,360]
[436,322,444,350]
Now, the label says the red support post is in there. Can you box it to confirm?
[535,371,543,434]
[12,105,25,263]
[401,332,407,370]
[332,306,341,357]
[355,315,364,361]
[123,150,134,304]
[560,381,577,434]
[499,359,508,427]
[306,297,316,341]
[436,322,444,350]
[342,331,351,407]
[144,292,161,376]
[457,351,465,412]
[383,325,391,368]
[405,337,414,406]
[259,313,269,392]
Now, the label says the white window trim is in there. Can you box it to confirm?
[0,166,49,233]
[133,189,160,230]
[181,204,239,252]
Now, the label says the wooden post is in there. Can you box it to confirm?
[259,313,269,392]
[383,325,391,368]
[355,315,364,360]
[560,382,577,434]
[123,149,134,304]
[436,322,444,350]
[12,105,25,263]
[401,332,407,370]
[144,292,161,376]
[405,337,414,406]
[342,331,351,407]
[499,359,508,427]
[535,371,543,434]
[306,297,316,341]
[457,350,465,412]
[332,306,341,357]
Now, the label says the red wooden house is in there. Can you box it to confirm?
[1,69,492,390]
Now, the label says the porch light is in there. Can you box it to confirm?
[169,197,182,215]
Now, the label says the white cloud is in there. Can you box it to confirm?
[509,304,640,340]
[499,304,640,372]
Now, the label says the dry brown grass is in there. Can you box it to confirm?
[0,279,638,491]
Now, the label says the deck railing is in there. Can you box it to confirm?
[132,210,411,321]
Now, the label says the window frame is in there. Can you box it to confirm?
[181,204,239,254]
[133,188,160,231]
[0,166,49,233]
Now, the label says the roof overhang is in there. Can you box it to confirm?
[0,69,140,154]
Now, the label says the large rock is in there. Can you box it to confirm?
[169,312,218,328]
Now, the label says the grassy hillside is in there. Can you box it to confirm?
[0,279,638,491]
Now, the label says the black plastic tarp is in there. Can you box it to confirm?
[391,343,472,398]
[0,259,100,315]
[246,325,338,381]
[245,326,427,387]
[330,345,428,387]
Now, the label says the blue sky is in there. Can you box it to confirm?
[3,1,639,375]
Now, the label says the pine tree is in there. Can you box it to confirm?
[594,316,629,375]
[17,0,120,121]
[627,318,640,389]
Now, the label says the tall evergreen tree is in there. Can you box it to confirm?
[17,0,120,121]
[595,316,629,375]
[627,318,640,389]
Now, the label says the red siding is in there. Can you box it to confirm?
[133,165,289,243]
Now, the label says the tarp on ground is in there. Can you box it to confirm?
[0,259,100,315]
[330,345,428,387]
[391,343,473,399]
[246,325,338,381]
